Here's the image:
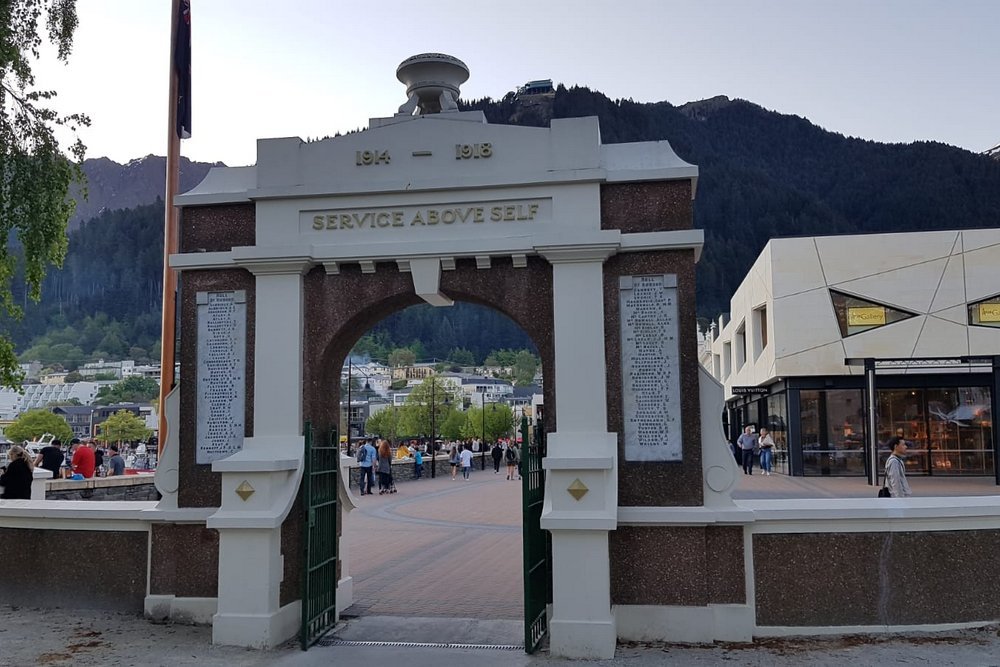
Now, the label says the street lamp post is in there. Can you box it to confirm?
[430,378,437,479]
[480,390,487,470]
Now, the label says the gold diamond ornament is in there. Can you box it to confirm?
[567,478,589,501]
[235,480,256,501]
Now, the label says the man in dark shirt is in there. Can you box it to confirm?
[34,439,64,479]
[107,445,126,476]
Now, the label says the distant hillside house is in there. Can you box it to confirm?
[518,79,554,96]
[51,405,96,439]
[391,364,436,381]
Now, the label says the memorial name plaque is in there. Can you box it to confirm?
[196,290,246,464]
[619,275,682,462]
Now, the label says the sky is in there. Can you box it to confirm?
[30,0,1000,167]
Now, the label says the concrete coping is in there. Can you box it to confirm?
[46,475,156,490]
[0,500,214,524]
[737,496,1000,521]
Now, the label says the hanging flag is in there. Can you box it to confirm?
[174,0,191,138]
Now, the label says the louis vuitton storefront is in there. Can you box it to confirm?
[711,229,1000,480]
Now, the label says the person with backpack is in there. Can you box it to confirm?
[356,438,377,495]
[505,442,518,480]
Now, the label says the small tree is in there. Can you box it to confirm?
[461,403,513,442]
[400,377,460,439]
[513,350,539,386]
[93,375,159,406]
[98,409,150,444]
[365,406,401,443]
[388,348,416,368]
[6,409,73,443]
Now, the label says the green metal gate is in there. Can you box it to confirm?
[522,415,552,653]
[300,422,339,649]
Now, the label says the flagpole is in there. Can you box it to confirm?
[158,0,182,457]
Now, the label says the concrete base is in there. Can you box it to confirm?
[615,604,754,643]
[144,595,217,625]
[212,600,300,649]
[549,618,617,659]
[336,575,353,614]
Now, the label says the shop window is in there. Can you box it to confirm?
[735,321,747,369]
[830,290,916,337]
[877,386,992,475]
[968,295,1000,328]
[800,389,866,476]
[766,393,788,475]
[752,305,768,359]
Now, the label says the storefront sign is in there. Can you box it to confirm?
[979,303,1000,322]
[848,306,886,326]
[732,386,769,396]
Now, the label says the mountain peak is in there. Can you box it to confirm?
[70,155,223,228]
[678,95,734,121]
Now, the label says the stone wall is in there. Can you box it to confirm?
[45,475,161,501]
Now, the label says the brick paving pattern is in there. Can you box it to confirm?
[344,467,524,619]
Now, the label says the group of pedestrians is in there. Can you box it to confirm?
[1,438,130,500]
[734,426,775,475]
[355,438,397,495]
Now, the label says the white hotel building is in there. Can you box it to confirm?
[708,228,1000,479]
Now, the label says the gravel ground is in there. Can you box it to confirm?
[4,606,1000,667]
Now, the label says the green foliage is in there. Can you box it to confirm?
[513,350,539,386]
[388,347,416,368]
[447,347,475,366]
[400,377,460,439]
[440,410,466,440]
[93,375,159,406]
[6,408,72,443]
[0,0,88,389]
[97,408,149,443]
[462,403,513,442]
[364,405,400,442]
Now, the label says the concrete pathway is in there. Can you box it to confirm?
[343,465,524,620]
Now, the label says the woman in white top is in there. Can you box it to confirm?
[758,428,775,475]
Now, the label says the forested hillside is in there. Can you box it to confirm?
[8,86,1000,367]
[465,88,1000,317]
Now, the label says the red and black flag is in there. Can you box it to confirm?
[174,0,191,138]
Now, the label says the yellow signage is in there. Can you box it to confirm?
[848,306,886,327]
[979,303,1000,322]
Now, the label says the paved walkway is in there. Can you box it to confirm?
[344,465,523,620]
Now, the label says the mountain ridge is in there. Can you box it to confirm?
[9,85,1000,366]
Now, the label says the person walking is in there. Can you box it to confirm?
[356,438,377,495]
[460,443,474,481]
[884,437,911,498]
[491,441,503,474]
[758,428,775,476]
[737,426,758,475]
[377,439,394,494]
[505,441,518,480]
[1,445,34,499]
[449,442,461,481]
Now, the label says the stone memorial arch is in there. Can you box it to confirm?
[158,55,730,659]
